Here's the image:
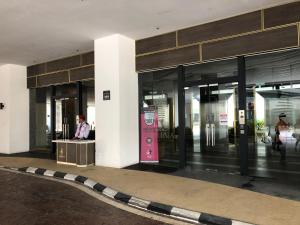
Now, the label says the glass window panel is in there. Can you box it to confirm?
[139,68,179,165]
[185,59,238,82]
[29,87,52,150]
[246,49,300,167]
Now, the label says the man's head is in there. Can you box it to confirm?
[279,113,286,120]
[79,115,86,123]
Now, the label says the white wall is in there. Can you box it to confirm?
[0,64,29,154]
[94,34,139,168]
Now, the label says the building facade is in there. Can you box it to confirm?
[1,1,299,177]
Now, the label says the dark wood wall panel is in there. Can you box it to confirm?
[27,77,37,88]
[46,55,81,73]
[264,2,300,28]
[136,45,200,71]
[135,2,300,72]
[27,63,46,77]
[136,32,177,55]
[37,71,69,87]
[81,51,94,65]
[178,11,261,46]
[70,65,94,82]
[202,26,298,61]
[27,51,94,88]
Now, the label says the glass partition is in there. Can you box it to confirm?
[139,68,179,166]
[185,59,238,83]
[29,87,52,150]
[246,49,300,174]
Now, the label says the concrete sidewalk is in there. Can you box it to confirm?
[0,157,299,225]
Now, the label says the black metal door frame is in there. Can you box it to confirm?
[237,56,248,175]
[50,83,83,155]
[179,58,248,174]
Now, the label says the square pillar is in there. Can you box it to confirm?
[0,64,29,154]
[94,34,139,168]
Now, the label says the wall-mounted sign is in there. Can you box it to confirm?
[219,113,228,125]
[140,108,159,163]
[103,90,110,101]
[239,110,245,125]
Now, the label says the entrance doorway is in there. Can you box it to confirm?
[54,97,77,140]
[185,81,239,165]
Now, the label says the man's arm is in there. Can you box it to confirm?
[83,124,90,139]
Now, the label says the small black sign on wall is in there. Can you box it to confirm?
[103,90,110,101]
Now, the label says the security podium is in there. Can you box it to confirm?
[52,140,95,167]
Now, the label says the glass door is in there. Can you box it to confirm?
[185,82,238,161]
[55,97,77,140]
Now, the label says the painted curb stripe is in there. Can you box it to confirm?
[44,169,56,177]
[35,168,47,175]
[26,167,37,174]
[6,166,255,225]
[53,171,67,178]
[75,175,88,183]
[114,192,132,203]
[84,179,97,189]
[64,173,77,181]
[128,196,151,209]
[199,213,232,225]
[18,167,28,172]
[93,183,106,192]
[171,207,201,221]
[232,221,253,225]
[103,187,118,199]
[147,202,173,215]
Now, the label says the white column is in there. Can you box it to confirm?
[94,34,139,168]
[0,64,29,154]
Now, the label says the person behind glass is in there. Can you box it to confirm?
[73,115,90,140]
[274,113,288,161]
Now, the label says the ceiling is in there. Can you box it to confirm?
[0,0,296,66]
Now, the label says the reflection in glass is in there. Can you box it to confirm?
[82,80,95,130]
[185,83,238,159]
[140,69,179,166]
[246,49,300,172]
[29,87,52,150]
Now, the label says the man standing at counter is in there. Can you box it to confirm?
[73,115,90,140]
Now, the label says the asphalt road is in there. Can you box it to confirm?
[0,170,168,225]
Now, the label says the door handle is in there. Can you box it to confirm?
[211,123,215,146]
[206,124,210,146]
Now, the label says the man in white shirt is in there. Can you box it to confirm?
[73,115,90,140]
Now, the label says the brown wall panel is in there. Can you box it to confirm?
[136,32,177,55]
[46,55,81,73]
[27,77,36,88]
[37,71,69,87]
[264,2,300,28]
[27,63,46,77]
[178,11,261,46]
[70,65,94,81]
[136,45,200,71]
[81,51,94,66]
[202,26,298,61]
[57,143,67,162]
[66,143,77,164]
[87,143,95,165]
